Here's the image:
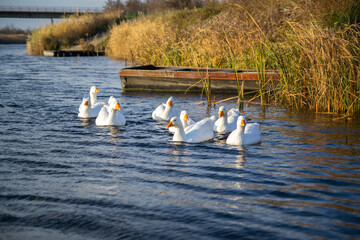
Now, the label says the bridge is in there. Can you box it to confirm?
[0,6,102,19]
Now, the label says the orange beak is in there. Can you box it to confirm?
[115,103,121,110]
[219,110,224,118]
[168,100,173,106]
[184,114,189,121]
[95,88,100,93]
[240,119,245,126]
[166,121,173,129]
[84,100,89,105]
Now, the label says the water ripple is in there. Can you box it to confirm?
[0,45,359,239]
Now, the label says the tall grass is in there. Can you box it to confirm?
[107,13,174,64]
[275,22,360,115]
[27,11,122,55]
[107,0,360,116]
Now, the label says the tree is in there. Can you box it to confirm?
[103,0,125,12]
[125,0,145,12]
[164,0,205,9]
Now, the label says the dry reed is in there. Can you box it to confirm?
[27,11,122,55]
[107,0,359,116]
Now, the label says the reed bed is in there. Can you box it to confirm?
[27,11,122,55]
[107,0,359,116]
[107,13,176,65]
[274,22,360,115]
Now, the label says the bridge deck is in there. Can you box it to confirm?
[0,6,101,18]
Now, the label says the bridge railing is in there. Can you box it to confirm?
[0,6,102,13]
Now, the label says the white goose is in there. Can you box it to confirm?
[106,96,125,116]
[152,97,179,121]
[78,98,100,118]
[213,106,239,134]
[89,86,105,107]
[78,86,103,116]
[226,116,261,146]
[166,117,214,143]
[168,110,195,134]
[184,115,216,133]
[95,98,125,126]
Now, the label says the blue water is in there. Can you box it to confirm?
[1,45,360,240]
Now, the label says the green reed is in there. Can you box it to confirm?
[224,32,243,109]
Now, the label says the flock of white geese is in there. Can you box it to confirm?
[78,86,261,145]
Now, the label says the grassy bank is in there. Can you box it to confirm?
[0,26,30,44]
[0,34,26,44]
[107,0,360,117]
[26,11,123,55]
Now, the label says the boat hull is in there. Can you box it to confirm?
[118,65,279,93]
[43,50,105,57]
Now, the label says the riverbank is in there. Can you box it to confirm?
[106,1,360,117]
[0,26,29,44]
[0,34,27,44]
[26,11,123,55]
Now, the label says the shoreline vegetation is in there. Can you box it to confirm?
[0,33,26,44]
[0,26,30,44]
[26,11,126,55]
[25,0,360,117]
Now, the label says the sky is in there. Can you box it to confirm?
[0,0,108,30]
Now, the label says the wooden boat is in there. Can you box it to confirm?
[118,65,279,93]
[43,50,105,57]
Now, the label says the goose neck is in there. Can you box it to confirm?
[181,118,188,128]
[109,108,117,119]
[220,116,228,125]
[162,105,172,120]
[238,126,245,143]
[173,126,186,142]
[90,92,97,105]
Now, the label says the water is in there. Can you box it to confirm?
[1,45,359,240]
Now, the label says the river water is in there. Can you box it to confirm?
[0,45,359,240]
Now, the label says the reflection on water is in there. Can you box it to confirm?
[80,118,93,126]
[169,142,187,156]
[0,45,359,240]
[235,150,246,169]
[107,126,123,138]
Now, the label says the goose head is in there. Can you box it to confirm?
[183,111,189,121]
[166,117,181,129]
[90,86,100,95]
[108,96,116,105]
[237,116,246,129]
[166,97,174,107]
[180,110,189,120]
[218,106,227,118]
[81,97,91,108]
[109,99,122,111]
[179,110,190,127]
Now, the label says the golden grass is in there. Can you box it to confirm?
[275,22,360,115]
[107,13,175,65]
[107,0,360,116]
[27,11,122,55]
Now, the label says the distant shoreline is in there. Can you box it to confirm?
[0,34,27,44]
